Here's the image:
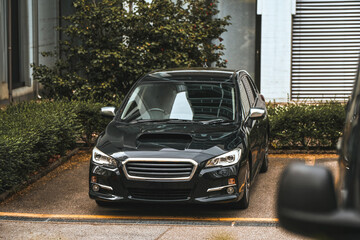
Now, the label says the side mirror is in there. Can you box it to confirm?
[249,108,265,120]
[336,136,343,153]
[101,106,116,117]
[277,163,360,238]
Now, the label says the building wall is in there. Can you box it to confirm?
[0,0,63,103]
[38,0,59,67]
[217,0,257,79]
[258,0,296,102]
[0,1,304,104]
[291,0,360,101]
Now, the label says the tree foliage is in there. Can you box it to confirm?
[32,0,230,102]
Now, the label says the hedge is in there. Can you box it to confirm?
[0,100,111,194]
[267,101,346,150]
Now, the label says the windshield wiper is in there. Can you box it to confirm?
[201,119,231,124]
[130,119,198,124]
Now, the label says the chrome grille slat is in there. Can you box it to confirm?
[126,163,192,167]
[128,171,191,176]
[122,158,198,181]
[127,166,193,172]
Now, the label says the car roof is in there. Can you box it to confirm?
[139,68,238,83]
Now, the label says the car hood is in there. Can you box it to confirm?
[96,121,243,160]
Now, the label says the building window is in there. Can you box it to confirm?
[10,0,30,89]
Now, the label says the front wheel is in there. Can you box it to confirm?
[232,161,250,209]
[260,153,268,173]
[260,135,269,173]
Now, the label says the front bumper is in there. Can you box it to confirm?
[89,160,247,204]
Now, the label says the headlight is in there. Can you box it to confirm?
[205,149,241,168]
[92,147,117,167]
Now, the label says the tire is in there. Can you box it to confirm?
[260,153,269,173]
[232,161,250,209]
[260,135,269,173]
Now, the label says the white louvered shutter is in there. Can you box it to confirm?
[292,0,360,101]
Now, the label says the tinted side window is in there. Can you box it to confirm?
[242,76,256,106]
[247,76,259,94]
[239,80,250,116]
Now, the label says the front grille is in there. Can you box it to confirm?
[128,188,191,200]
[123,159,197,181]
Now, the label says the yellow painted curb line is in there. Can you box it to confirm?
[0,212,278,223]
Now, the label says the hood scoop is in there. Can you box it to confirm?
[136,133,192,150]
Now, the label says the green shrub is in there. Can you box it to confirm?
[0,101,81,193]
[267,102,346,149]
[0,100,113,194]
[70,101,115,146]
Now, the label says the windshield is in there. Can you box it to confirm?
[120,82,236,123]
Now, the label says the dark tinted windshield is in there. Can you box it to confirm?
[120,82,236,123]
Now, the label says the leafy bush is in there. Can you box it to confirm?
[267,102,346,149]
[32,0,230,102]
[0,100,112,194]
[0,101,79,193]
[71,101,115,145]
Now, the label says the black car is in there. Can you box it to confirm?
[277,64,360,239]
[89,68,269,209]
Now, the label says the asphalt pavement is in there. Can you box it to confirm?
[0,151,338,240]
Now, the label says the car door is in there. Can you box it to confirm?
[246,75,267,163]
[241,75,263,174]
[339,67,360,209]
[238,74,258,180]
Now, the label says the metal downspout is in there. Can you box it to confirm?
[7,0,12,103]
[33,0,39,98]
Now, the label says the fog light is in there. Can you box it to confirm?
[91,176,97,183]
[226,187,235,195]
[228,178,236,185]
[92,184,100,192]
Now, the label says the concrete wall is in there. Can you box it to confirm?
[1,1,296,103]
[217,0,256,79]
[38,0,59,67]
[258,0,296,102]
[0,0,62,103]
[0,0,34,102]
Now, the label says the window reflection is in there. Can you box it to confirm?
[121,82,235,122]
